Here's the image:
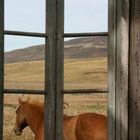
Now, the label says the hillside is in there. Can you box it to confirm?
[5,36,107,63]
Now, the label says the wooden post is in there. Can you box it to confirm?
[108,0,116,139]
[108,0,129,139]
[0,0,4,139]
[45,0,64,139]
[129,0,140,139]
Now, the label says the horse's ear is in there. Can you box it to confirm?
[26,96,30,103]
[18,96,23,104]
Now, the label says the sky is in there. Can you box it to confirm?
[4,0,108,52]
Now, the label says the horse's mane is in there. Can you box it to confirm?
[26,101,44,114]
[29,101,44,107]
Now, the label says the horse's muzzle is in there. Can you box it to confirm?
[13,127,22,136]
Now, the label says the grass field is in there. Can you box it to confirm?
[4,58,107,89]
[4,57,107,140]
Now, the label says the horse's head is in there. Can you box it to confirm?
[13,97,30,136]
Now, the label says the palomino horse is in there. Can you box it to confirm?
[13,97,107,140]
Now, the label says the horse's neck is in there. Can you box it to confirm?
[24,103,44,134]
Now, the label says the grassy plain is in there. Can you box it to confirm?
[4,57,107,140]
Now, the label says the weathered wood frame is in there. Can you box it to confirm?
[0,0,139,139]
[108,0,129,139]
[3,0,140,140]
[129,0,140,139]
[0,0,108,140]
[45,0,64,139]
[108,0,140,140]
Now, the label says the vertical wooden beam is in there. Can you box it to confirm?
[129,0,140,139]
[0,0,4,139]
[45,0,56,139]
[108,0,129,140]
[55,0,64,139]
[45,0,64,139]
[116,0,129,140]
[108,0,116,139]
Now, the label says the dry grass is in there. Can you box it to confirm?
[4,57,107,140]
[64,58,107,89]
[4,58,107,89]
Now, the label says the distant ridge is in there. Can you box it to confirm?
[5,37,107,63]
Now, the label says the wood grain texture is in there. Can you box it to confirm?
[108,0,116,139]
[129,0,140,139]
[108,0,129,140]
[116,0,129,140]
[45,0,64,139]
[45,0,56,139]
[55,0,64,139]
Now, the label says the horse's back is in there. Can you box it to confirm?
[76,113,107,140]
[64,113,107,140]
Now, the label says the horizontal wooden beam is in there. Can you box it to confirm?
[4,30,108,38]
[4,30,48,38]
[4,89,47,94]
[64,32,108,38]
[63,89,108,94]
[4,88,107,94]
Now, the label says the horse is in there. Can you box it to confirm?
[13,97,107,140]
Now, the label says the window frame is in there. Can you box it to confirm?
[0,0,109,140]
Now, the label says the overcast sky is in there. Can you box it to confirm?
[5,0,108,51]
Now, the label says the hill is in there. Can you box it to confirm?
[5,36,107,63]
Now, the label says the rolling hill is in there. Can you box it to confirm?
[5,36,107,63]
